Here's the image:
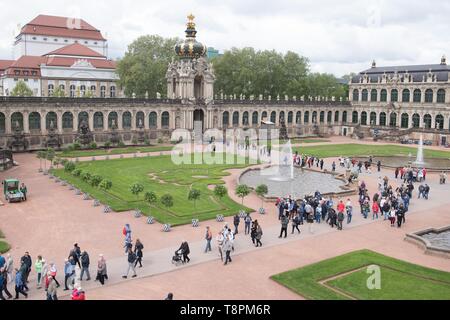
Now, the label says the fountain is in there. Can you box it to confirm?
[268,140,294,182]
[413,135,426,168]
[406,226,450,258]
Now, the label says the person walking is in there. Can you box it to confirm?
[18,260,29,292]
[292,213,301,234]
[337,210,345,230]
[165,293,174,300]
[177,241,190,264]
[372,201,380,220]
[223,235,233,265]
[396,204,406,228]
[346,199,353,224]
[307,208,315,234]
[5,254,13,282]
[20,183,27,201]
[389,208,396,227]
[14,269,28,299]
[216,232,224,261]
[279,214,289,238]
[122,248,137,279]
[96,255,106,285]
[69,243,82,269]
[0,268,13,300]
[233,214,240,235]
[134,239,144,268]
[46,273,58,300]
[255,222,263,247]
[20,252,32,285]
[35,255,43,289]
[204,227,212,254]
[64,257,75,291]
[80,251,91,281]
[244,213,252,235]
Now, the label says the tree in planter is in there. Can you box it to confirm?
[99,179,112,192]
[53,157,61,169]
[214,185,228,201]
[255,184,268,210]
[90,175,103,187]
[37,151,44,172]
[130,183,144,201]
[235,184,251,205]
[188,189,201,209]
[144,191,158,206]
[160,194,174,211]
[46,148,56,170]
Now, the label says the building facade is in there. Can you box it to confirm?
[0,15,119,98]
[0,15,449,150]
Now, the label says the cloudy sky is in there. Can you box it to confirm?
[0,0,449,76]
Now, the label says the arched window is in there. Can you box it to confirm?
[270,111,276,123]
[296,112,301,124]
[413,89,422,102]
[108,112,118,129]
[412,114,420,128]
[252,111,259,126]
[361,112,367,125]
[100,86,106,98]
[391,89,398,102]
[70,85,76,97]
[110,86,116,98]
[327,111,332,123]
[370,112,377,125]
[361,89,368,102]
[59,84,65,92]
[222,111,229,128]
[287,111,293,124]
[136,112,145,128]
[29,112,41,130]
[352,111,358,124]
[342,111,348,123]
[389,113,397,127]
[437,89,446,103]
[0,112,5,133]
[242,112,249,125]
[279,111,285,124]
[370,89,378,102]
[352,89,359,101]
[122,112,132,129]
[80,85,86,97]
[380,89,387,102]
[232,111,239,126]
[401,113,409,128]
[149,112,157,128]
[312,111,318,123]
[334,111,340,123]
[45,112,57,130]
[11,112,23,131]
[423,114,432,129]
[48,84,54,96]
[435,114,444,130]
[379,112,386,126]
[90,85,96,97]
[161,111,170,128]
[304,111,310,124]
[262,111,268,121]
[62,112,73,130]
[402,89,410,102]
[425,89,433,103]
[94,112,103,130]
[319,111,325,123]
[77,111,88,129]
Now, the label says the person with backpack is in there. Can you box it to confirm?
[69,243,82,268]
[204,227,212,254]
[80,251,91,281]
[337,210,345,230]
[244,213,252,235]
[233,214,240,235]
[255,221,263,247]
[122,248,137,279]
[327,208,337,229]
[14,269,28,299]
[279,214,289,238]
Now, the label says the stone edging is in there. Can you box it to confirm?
[405,225,450,259]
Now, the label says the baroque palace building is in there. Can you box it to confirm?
[0,14,449,150]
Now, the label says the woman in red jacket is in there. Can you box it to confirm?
[71,287,86,300]
[372,201,380,220]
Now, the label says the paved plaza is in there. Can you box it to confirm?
[1,137,450,300]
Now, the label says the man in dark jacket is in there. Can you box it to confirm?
[80,251,91,281]
[20,252,31,287]
[69,243,82,268]
[279,214,289,238]
[327,209,338,228]
[233,214,240,235]
[337,211,345,230]
[122,248,137,279]
[178,241,190,264]
[396,205,406,228]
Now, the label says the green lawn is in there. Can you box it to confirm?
[271,250,450,300]
[0,241,10,254]
[52,154,254,226]
[293,143,450,159]
[58,145,175,158]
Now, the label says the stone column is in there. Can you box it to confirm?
[144,112,149,130]
[103,112,108,131]
[73,111,78,132]
[57,112,63,134]
[118,112,123,131]
[88,112,94,131]
[23,112,29,134]
[5,114,11,134]
[131,111,136,131]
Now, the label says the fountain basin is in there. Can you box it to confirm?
[239,165,355,201]
[405,226,450,259]
[355,156,450,171]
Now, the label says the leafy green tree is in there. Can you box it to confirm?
[235,184,251,205]
[46,148,56,169]
[51,86,66,97]
[130,183,144,200]
[188,189,201,208]
[160,194,174,210]
[213,185,227,199]
[116,35,180,98]
[99,179,112,191]
[144,191,158,206]
[11,80,33,97]
[255,184,268,208]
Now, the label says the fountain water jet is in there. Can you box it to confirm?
[268,140,294,182]
[413,135,426,167]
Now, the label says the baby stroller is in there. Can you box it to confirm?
[172,250,184,266]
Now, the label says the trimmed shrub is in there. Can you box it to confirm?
[73,142,81,150]
[90,175,103,187]
[72,168,82,177]
[64,161,76,172]
[89,142,98,149]
[81,172,92,183]
[99,179,112,191]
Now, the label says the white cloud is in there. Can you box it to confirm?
[0,0,448,76]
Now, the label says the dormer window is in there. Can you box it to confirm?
[64,39,68,42]
[84,41,88,44]
[23,71,29,76]
[32,37,37,40]
[14,70,20,76]
[54,38,58,42]
[43,37,48,41]
[31,71,37,76]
